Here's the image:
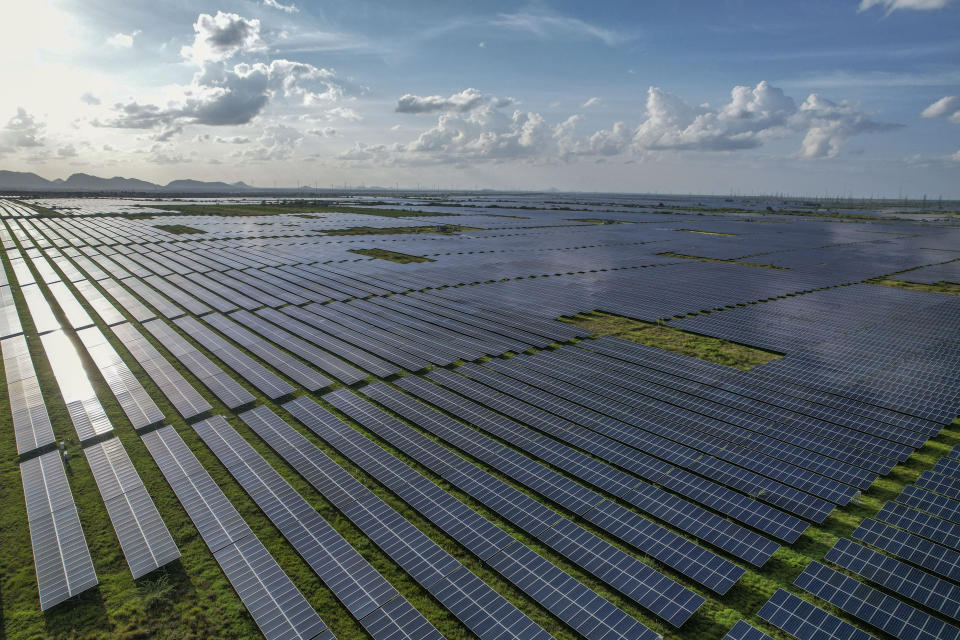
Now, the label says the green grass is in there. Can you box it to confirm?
[567,218,634,225]
[677,228,736,236]
[150,204,454,218]
[562,311,782,370]
[871,278,960,296]
[347,248,436,263]
[658,251,787,270]
[153,224,207,235]
[323,225,479,237]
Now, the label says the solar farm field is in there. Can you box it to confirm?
[1,193,960,640]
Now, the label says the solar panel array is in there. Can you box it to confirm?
[141,425,334,640]
[4,195,960,639]
[20,451,98,610]
[2,334,55,456]
[192,415,444,639]
[83,437,180,578]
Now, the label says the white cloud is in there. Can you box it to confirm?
[57,144,78,158]
[216,136,251,144]
[350,81,901,167]
[98,59,343,129]
[492,10,627,46]
[795,93,901,158]
[582,97,602,108]
[80,92,101,105]
[240,124,304,161]
[397,88,491,114]
[632,81,899,158]
[106,30,140,48]
[396,88,516,114]
[264,0,299,13]
[181,12,265,64]
[308,127,337,137]
[921,95,960,122]
[0,108,44,155]
[859,0,956,12]
[326,106,362,121]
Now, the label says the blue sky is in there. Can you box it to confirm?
[1,0,959,196]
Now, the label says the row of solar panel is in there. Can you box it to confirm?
[285,394,669,637]
[237,405,559,640]
[192,415,446,640]
[141,425,335,640]
[2,334,55,456]
[111,322,212,420]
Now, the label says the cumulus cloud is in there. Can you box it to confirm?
[216,136,251,143]
[630,81,899,158]
[239,124,304,161]
[181,12,265,64]
[582,97,602,108]
[0,108,44,154]
[308,127,337,136]
[57,144,78,158]
[263,0,298,12]
[859,0,956,12]
[106,30,140,48]
[396,88,496,114]
[351,81,901,167]
[99,59,342,129]
[795,93,902,158]
[921,95,960,122]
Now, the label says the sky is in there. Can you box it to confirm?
[1,0,959,196]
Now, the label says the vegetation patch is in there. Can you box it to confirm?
[324,225,479,237]
[347,248,436,263]
[568,218,634,225]
[870,279,960,296]
[151,203,455,218]
[677,228,736,236]
[562,311,781,370]
[658,251,786,270]
[153,224,207,235]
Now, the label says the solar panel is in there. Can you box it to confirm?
[311,391,706,626]
[20,451,98,610]
[381,376,777,569]
[192,415,441,635]
[758,588,876,640]
[203,313,332,391]
[238,405,551,639]
[20,283,61,334]
[141,425,331,640]
[46,281,94,329]
[40,330,114,442]
[84,437,179,578]
[173,316,294,399]
[722,620,775,640]
[77,326,165,429]
[897,484,960,525]
[3,334,56,455]
[0,285,22,338]
[143,319,254,409]
[852,518,960,582]
[794,561,960,640]
[876,501,960,551]
[825,538,960,621]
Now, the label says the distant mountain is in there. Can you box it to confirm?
[57,173,159,191]
[162,179,252,191]
[0,170,256,192]
[0,170,55,190]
